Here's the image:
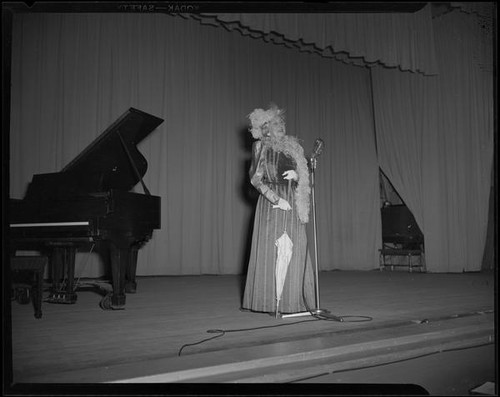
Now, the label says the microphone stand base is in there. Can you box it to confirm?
[280,311,314,318]
[280,308,343,322]
[280,308,341,320]
[311,308,330,316]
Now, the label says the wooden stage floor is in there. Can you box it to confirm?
[5,270,496,394]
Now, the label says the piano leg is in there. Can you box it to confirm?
[125,246,138,294]
[100,242,127,310]
[49,248,62,289]
[65,247,77,298]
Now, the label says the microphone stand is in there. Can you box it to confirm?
[281,154,342,321]
[310,156,324,315]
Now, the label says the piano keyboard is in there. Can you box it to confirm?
[10,222,90,228]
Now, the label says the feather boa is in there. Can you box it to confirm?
[262,135,311,224]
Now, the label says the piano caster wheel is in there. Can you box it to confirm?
[125,282,137,294]
[99,294,113,310]
[99,294,125,310]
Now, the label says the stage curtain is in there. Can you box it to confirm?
[189,3,438,76]
[371,9,494,272]
[9,13,380,276]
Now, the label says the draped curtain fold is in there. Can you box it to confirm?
[190,4,438,75]
[371,9,494,272]
[10,13,380,276]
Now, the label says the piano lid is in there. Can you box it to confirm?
[381,204,423,244]
[61,108,164,193]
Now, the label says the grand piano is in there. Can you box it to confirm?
[9,108,163,310]
[379,204,426,272]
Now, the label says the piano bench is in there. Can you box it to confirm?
[10,256,48,319]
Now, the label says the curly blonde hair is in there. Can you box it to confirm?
[248,104,285,139]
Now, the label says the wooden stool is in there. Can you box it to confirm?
[11,256,48,319]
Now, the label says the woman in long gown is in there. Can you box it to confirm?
[242,104,316,315]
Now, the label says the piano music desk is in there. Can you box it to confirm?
[10,256,47,319]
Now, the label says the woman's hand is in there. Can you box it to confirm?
[283,170,298,181]
[273,198,292,211]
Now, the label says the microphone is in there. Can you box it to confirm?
[311,138,324,159]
